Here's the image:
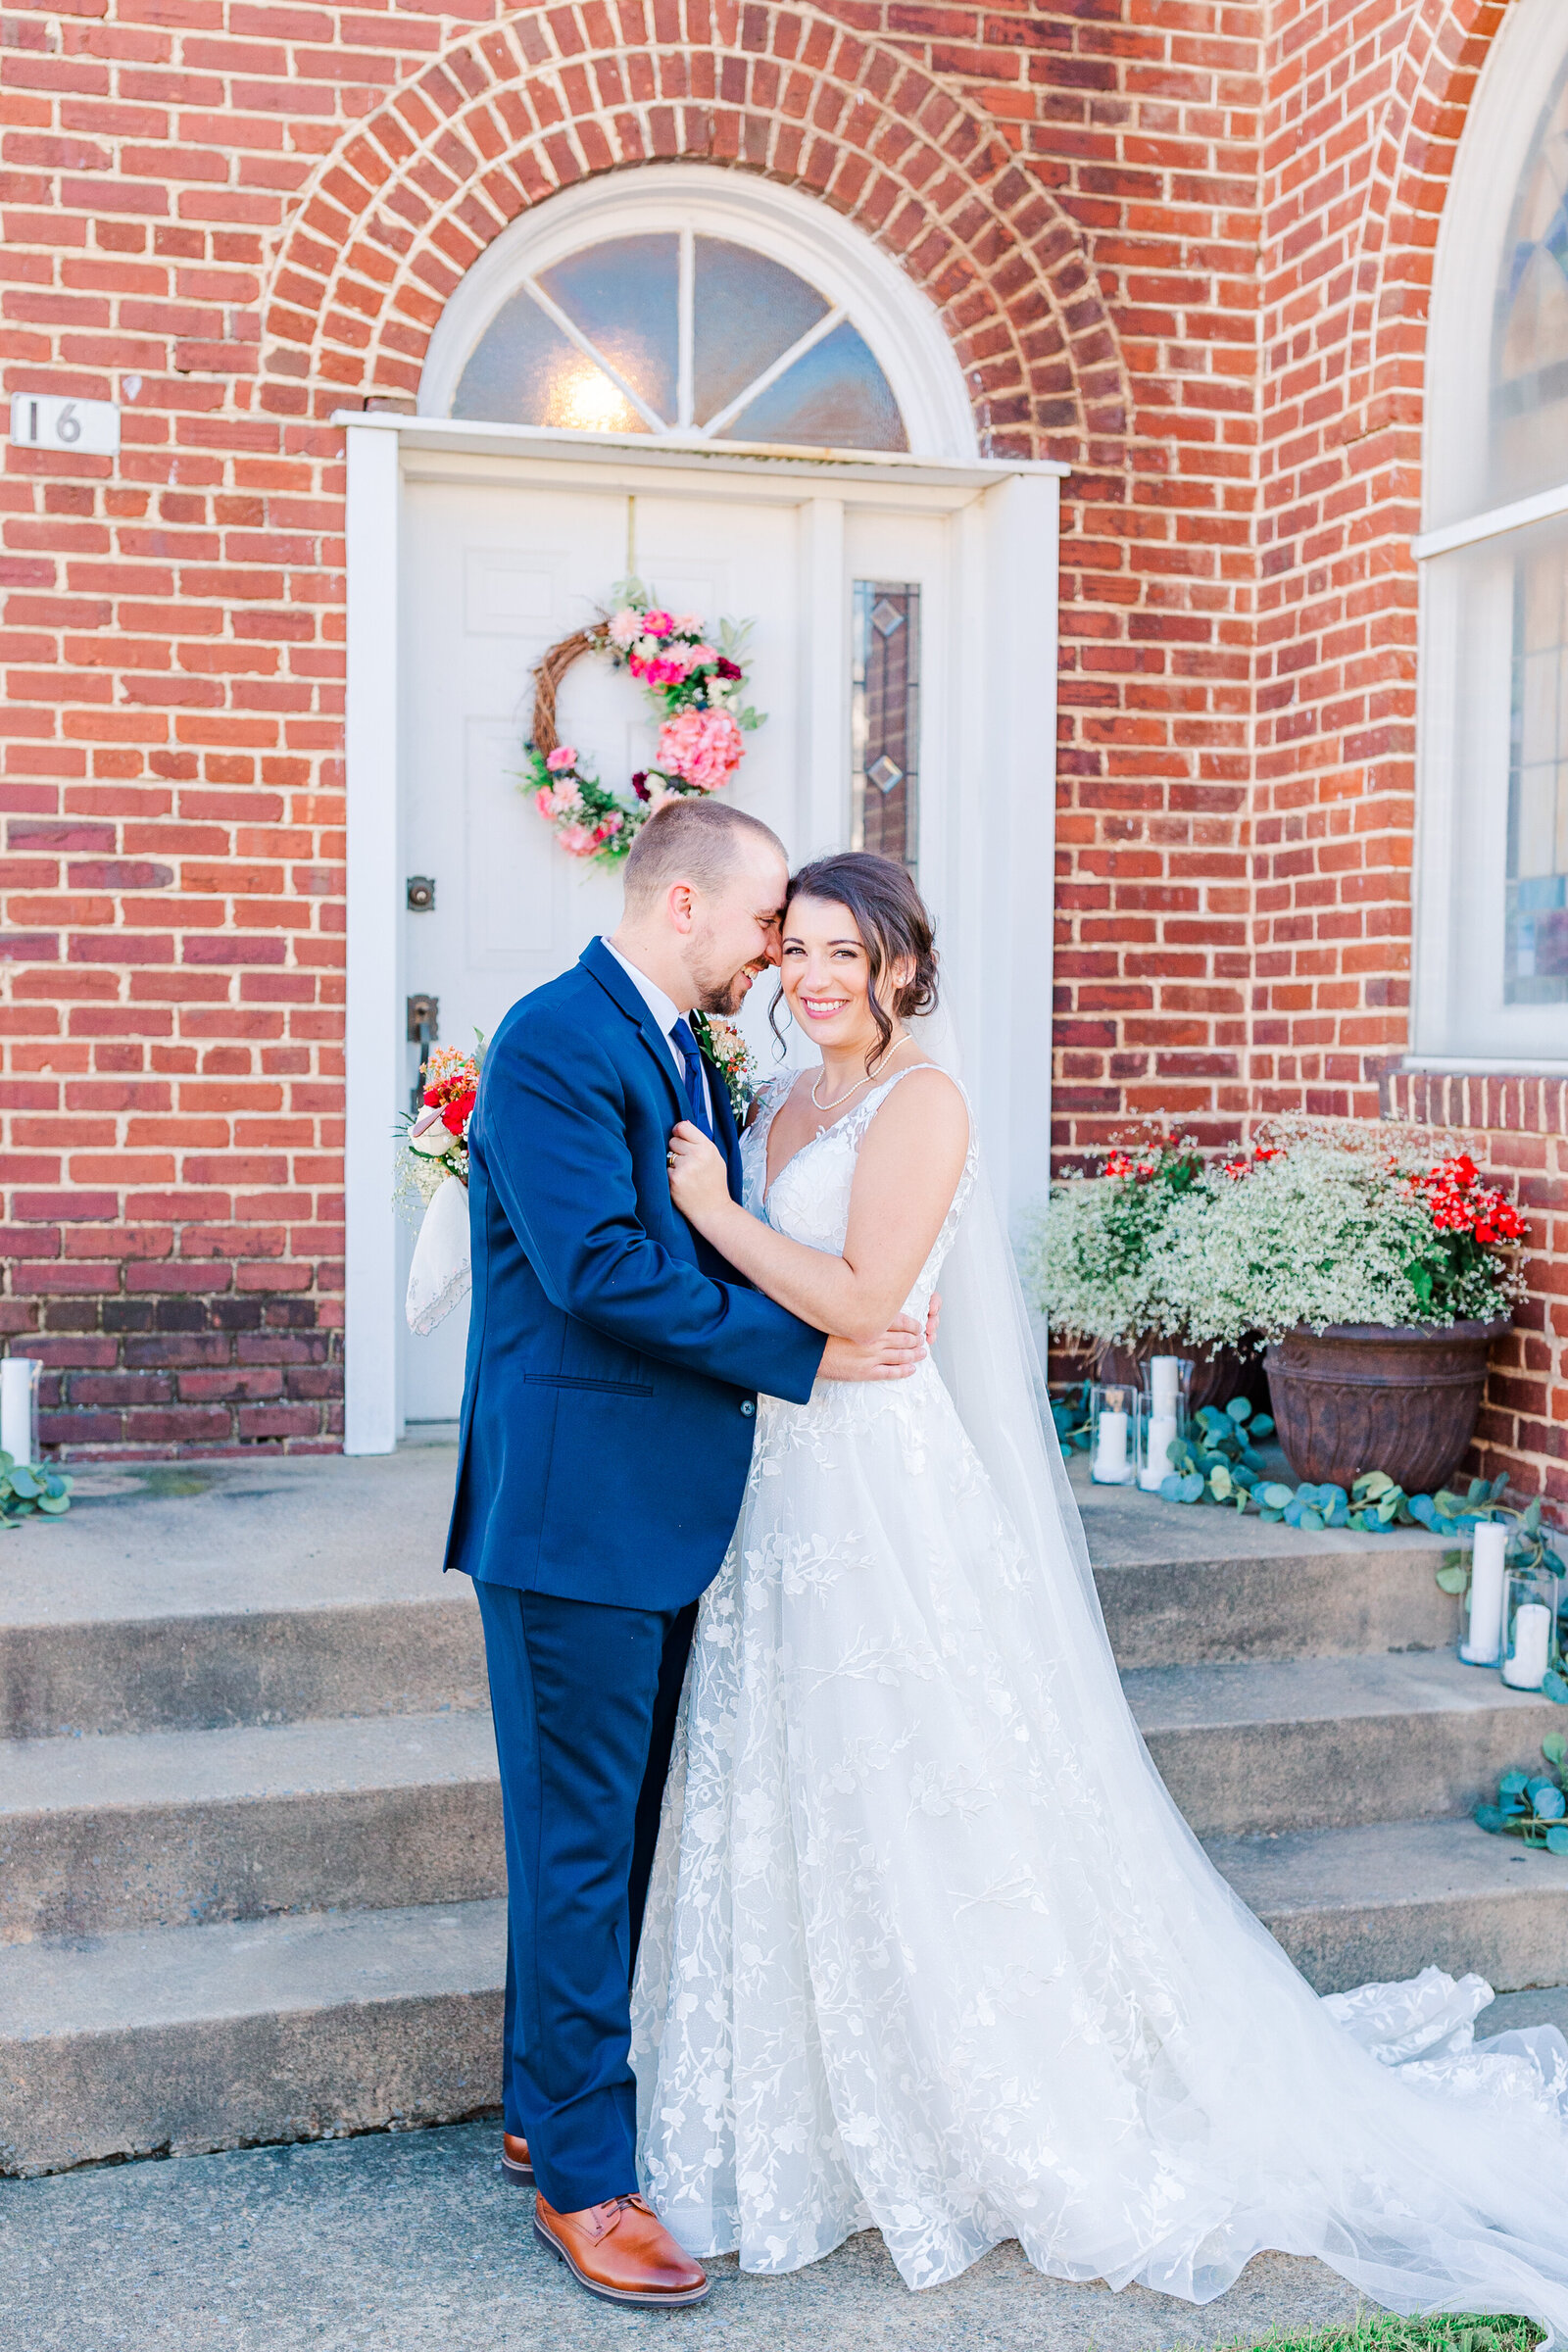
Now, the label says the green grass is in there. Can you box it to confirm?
[1196,2316,1543,2352]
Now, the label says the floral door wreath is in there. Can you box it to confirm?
[523,582,763,868]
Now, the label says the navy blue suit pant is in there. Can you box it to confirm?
[477,1578,697,2213]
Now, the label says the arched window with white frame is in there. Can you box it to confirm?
[417,169,978,462]
[1414,0,1568,1070]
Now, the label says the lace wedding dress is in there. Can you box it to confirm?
[631,1066,1568,2331]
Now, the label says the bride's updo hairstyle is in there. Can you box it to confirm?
[777,851,939,1071]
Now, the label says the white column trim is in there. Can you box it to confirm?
[800,496,847,858]
[343,422,404,1454]
[980,471,1058,1233]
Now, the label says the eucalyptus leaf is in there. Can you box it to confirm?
[9,1467,41,1500]
[1178,1473,1204,1504]
[1475,1804,1506,1833]
[1259,1483,1295,1509]
[1250,1414,1274,1438]
[1544,1669,1568,1706]
[1543,1732,1567,1769]
[1547,1826,1568,1856]
[1226,1396,1250,1422]
[1298,1507,1324,1533]
[33,1494,69,1515]
[1435,1564,1470,1592]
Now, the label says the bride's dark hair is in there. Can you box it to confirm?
[773,851,939,1071]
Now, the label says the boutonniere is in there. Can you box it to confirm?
[689,1011,758,1123]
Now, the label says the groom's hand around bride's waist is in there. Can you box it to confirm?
[818,1295,939,1383]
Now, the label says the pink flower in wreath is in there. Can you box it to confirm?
[558,823,597,857]
[657,708,745,794]
[545,745,577,773]
[607,608,641,647]
[642,608,674,635]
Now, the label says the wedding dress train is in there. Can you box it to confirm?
[630,1066,1568,2332]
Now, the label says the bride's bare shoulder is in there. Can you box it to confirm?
[875,1060,968,1147]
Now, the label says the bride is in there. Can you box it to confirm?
[637,848,1568,2334]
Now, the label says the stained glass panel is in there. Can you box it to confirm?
[851,580,920,871]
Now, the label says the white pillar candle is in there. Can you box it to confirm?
[1459,1520,1508,1665]
[1140,1413,1179,1492]
[1093,1409,1130,1483]
[1150,1355,1181,1412]
[0,1358,35,1468]
[1504,1600,1552,1690]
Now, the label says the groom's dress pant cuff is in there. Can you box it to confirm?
[474,1577,683,2215]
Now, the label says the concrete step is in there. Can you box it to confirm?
[0,1710,504,1942]
[1129,1649,1560,1836]
[1073,1461,1456,1668]
[0,1451,486,1738]
[1208,1817,1568,1997]
[0,1897,506,2177]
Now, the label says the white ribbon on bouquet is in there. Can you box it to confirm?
[406,1173,471,1335]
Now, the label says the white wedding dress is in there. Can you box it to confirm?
[631,1065,1568,2332]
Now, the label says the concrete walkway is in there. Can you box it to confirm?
[0,2118,1364,2352]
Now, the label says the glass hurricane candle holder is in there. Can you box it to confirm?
[1501,1558,1560,1691]
[0,1355,39,1469]
[1458,1519,1508,1667]
[1089,1384,1142,1487]
[1139,1356,1192,1492]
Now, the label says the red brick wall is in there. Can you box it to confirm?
[1,0,1558,1479]
[0,0,1268,1451]
[1382,1075,1567,1516]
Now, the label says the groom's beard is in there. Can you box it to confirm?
[696,961,767,1017]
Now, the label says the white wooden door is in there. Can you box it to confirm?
[397,468,954,1424]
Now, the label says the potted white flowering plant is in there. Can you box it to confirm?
[1145,1126,1525,1491]
[1021,1138,1250,1411]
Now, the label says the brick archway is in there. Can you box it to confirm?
[258,2,1131,469]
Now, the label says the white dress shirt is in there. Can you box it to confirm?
[600,936,715,1127]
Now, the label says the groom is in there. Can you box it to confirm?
[442,796,931,2309]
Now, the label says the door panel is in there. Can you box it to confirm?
[399,472,952,1423]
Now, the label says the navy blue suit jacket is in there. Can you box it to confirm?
[442,939,826,1612]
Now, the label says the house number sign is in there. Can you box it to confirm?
[8,394,121,458]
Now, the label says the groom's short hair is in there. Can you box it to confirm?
[622,798,785,909]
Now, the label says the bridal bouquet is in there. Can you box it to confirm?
[395,1041,483,1336]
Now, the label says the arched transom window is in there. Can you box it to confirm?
[1414,0,1568,1069]
[418,167,977,462]
[453,230,907,451]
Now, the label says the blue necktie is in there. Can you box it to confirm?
[670,1017,714,1141]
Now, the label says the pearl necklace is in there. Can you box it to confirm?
[810,1032,914,1112]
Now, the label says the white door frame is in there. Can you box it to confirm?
[338,412,1066,1453]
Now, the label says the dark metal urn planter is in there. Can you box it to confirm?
[1263,1319,1509,1493]
[1096,1334,1250,1416]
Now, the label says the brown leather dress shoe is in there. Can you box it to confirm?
[500,2132,533,2186]
[533,2190,710,2307]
